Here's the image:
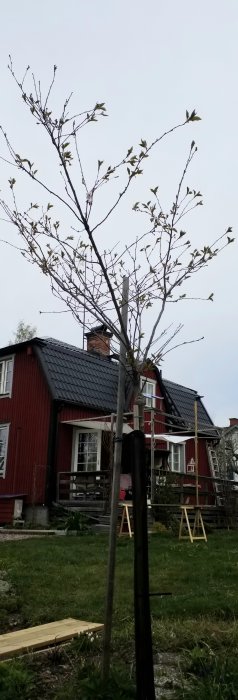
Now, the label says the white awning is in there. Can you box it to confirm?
[145,433,194,444]
[61,419,133,434]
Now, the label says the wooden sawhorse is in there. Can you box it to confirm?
[179,505,207,543]
[119,502,133,538]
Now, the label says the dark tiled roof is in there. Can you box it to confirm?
[163,378,214,431]
[32,337,214,429]
[36,338,120,412]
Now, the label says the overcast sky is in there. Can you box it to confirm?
[0,1,237,426]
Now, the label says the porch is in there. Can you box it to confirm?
[56,469,238,529]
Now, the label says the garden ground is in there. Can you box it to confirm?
[1,530,238,698]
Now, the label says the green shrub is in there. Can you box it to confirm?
[55,662,136,699]
[179,647,238,700]
[152,470,180,529]
[0,662,34,700]
[66,511,91,534]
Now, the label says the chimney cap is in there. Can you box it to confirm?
[229,418,238,426]
[85,324,113,339]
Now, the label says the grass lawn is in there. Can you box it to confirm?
[1,530,238,697]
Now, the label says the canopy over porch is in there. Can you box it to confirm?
[61,419,133,434]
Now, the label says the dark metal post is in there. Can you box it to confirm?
[131,430,155,700]
[102,276,129,679]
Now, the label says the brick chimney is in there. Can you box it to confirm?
[85,325,112,357]
[229,418,238,427]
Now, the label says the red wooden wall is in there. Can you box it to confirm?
[55,368,167,476]
[0,347,51,504]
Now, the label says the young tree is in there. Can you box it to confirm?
[0,60,234,679]
[0,61,234,384]
[10,320,37,344]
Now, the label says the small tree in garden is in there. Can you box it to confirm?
[0,59,234,680]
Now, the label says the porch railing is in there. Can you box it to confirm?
[151,469,238,507]
[57,468,238,513]
[57,470,110,504]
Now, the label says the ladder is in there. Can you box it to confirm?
[206,443,224,506]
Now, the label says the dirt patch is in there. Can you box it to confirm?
[0,533,40,541]
[154,652,182,699]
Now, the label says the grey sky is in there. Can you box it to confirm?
[0,0,237,426]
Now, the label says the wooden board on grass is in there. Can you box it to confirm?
[0,618,103,660]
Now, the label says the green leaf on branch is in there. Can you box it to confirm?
[94,102,106,111]
[186,109,201,122]
[189,109,201,121]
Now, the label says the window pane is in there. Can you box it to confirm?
[180,445,185,473]
[0,359,13,395]
[140,377,155,408]
[0,426,8,475]
[5,360,13,394]
[77,432,98,471]
[173,446,180,471]
[0,363,3,393]
[169,443,185,473]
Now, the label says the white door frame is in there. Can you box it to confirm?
[72,428,102,472]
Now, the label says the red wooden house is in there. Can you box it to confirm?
[0,326,217,524]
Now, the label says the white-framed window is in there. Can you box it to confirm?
[0,424,10,478]
[72,430,102,472]
[0,357,14,397]
[169,443,185,473]
[140,377,156,408]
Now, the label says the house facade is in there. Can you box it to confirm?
[0,326,217,524]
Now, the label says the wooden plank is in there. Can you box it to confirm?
[0,618,103,660]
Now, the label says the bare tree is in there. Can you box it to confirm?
[0,61,234,383]
[216,431,238,479]
[10,320,37,344]
[0,60,234,679]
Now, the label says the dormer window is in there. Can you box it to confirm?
[0,357,14,396]
[140,377,156,408]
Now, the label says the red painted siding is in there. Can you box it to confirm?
[0,348,51,504]
[0,499,14,524]
[185,438,211,478]
[55,370,167,476]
